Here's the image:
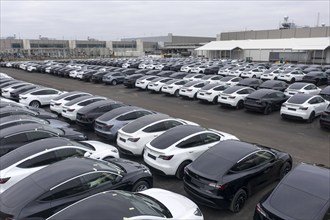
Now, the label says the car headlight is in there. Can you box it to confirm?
[194,207,203,216]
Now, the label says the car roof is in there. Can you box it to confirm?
[96,106,142,121]
[0,123,56,138]
[0,107,36,116]
[77,100,117,114]
[0,114,44,124]
[248,89,279,99]
[51,91,87,101]
[65,96,98,106]
[122,114,169,133]
[263,163,330,220]
[287,94,314,104]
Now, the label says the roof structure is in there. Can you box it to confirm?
[195,37,330,51]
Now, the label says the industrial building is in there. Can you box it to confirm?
[196,26,330,64]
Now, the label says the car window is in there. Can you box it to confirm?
[143,122,167,133]
[200,133,220,144]
[164,120,183,129]
[176,135,203,148]
[317,97,325,103]
[253,151,275,166]
[31,90,47,95]
[82,172,118,190]
[55,148,86,160]
[44,90,59,95]
[1,133,28,145]
[136,111,152,118]
[26,131,56,141]
[308,98,318,104]
[237,89,248,94]
[17,151,58,168]
[232,78,240,82]
[175,81,185,85]
[117,112,137,121]
[65,94,86,101]
[231,154,259,172]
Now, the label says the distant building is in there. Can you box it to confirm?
[196,26,330,64]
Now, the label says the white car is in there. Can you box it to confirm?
[280,94,330,123]
[228,67,250,77]
[50,91,91,114]
[218,66,235,76]
[144,125,238,179]
[147,77,172,92]
[200,75,222,84]
[135,75,159,90]
[0,137,119,193]
[61,96,107,121]
[197,83,230,104]
[117,114,198,156]
[278,70,305,83]
[240,68,265,78]
[180,64,195,73]
[191,65,207,73]
[183,73,205,81]
[179,81,209,99]
[218,86,255,109]
[1,82,32,98]
[284,82,321,97]
[19,87,63,108]
[161,79,188,96]
[218,76,243,86]
[46,188,204,220]
[260,69,283,80]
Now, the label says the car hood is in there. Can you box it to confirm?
[81,140,117,152]
[61,128,87,140]
[37,111,59,119]
[108,158,147,174]
[47,119,70,129]
[140,188,198,218]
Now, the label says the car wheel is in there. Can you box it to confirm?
[252,75,256,78]
[236,100,244,110]
[29,100,41,108]
[174,89,180,97]
[315,79,321,86]
[193,93,198,100]
[229,189,247,213]
[175,161,191,180]
[111,80,117,86]
[279,162,292,179]
[132,180,150,192]
[212,96,218,104]
[307,111,315,123]
[281,114,287,120]
[263,105,272,115]
[274,77,278,80]
[290,78,295,84]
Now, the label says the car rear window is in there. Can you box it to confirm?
[287,95,310,104]
[289,83,306,90]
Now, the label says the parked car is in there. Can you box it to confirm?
[8,84,39,101]
[280,94,330,123]
[320,85,330,101]
[76,100,125,129]
[320,106,330,129]
[94,106,155,140]
[237,78,263,90]
[218,86,255,109]
[179,81,210,99]
[244,89,288,114]
[284,82,321,97]
[200,75,223,84]
[240,68,265,79]
[90,71,111,83]
[144,125,238,179]
[19,87,63,108]
[147,77,172,92]
[123,73,145,88]
[47,189,203,220]
[302,71,328,86]
[0,137,119,193]
[135,75,159,90]
[0,157,152,220]
[197,83,230,104]
[50,91,91,114]
[61,96,107,121]
[161,79,188,96]
[0,123,87,156]
[117,114,198,156]
[0,106,58,119]
[253,163,329,220]
[218,76,243,86]
[1,82,32,98]
[184,140,292,212]
[102,72,126,85]
[0,115,69,130]
[260,69,282,80]
[278,69,305,83]
[258,80,288,92]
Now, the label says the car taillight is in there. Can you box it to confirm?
[256,203,268,217]
[208,182,226,190]
[0,177,10,184]
[229,96,236,99]
[55,103,61,106]
[128,137,140,142]
[299,107,308,110]
[67,108,75,112]
[159,155,174,160]
[20,96,27,99]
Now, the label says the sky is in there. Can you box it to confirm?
[1,0,329,41]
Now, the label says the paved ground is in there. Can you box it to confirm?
[1,67,329,220]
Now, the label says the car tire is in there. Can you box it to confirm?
[212,96,218,104]
[229,189,247,213]
[175,161,191,180]
[236,100,244,110]
[307,111,315,123]
[132,180,150,192]
[111,80,117,86]
[29,100,41,108]
[281,114,287,120]
[279,162,291,179]
[263,105,272,115]
[290,78,295,83]
[174,89,180,97]
[252,75,256,78]
[315,79,321,86]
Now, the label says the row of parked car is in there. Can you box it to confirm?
[0,71,329,220]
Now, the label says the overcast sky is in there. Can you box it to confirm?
[1,0,329,41]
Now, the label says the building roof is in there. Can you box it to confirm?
[195,37,330,51]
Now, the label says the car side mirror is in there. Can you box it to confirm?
[84,151,92,158]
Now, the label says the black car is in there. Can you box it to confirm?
[90,71,110,83]
[0,157,153,220]
[320,106,330,129]
[81,70,98,81]
[320,86,330,101]
[258,80,288,92]
[0,107,58,119]
[170,63,184,71]
[302,71,328,86]
[76,100,126,129]
[183,140,292,212]
[253,163,329,220]
[123,73,145,88]
[0,123,87,156]
[9,84,39,101]
[237,78,263,89]
[156,70,175,77]
[145,70,162,75]
[204,66,221,75]
[169,72,188,79]
[244,89,288,114]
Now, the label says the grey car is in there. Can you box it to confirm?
[102,72,127,85]
[94,106,155,140]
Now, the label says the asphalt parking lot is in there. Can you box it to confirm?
[1,67,329,220]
